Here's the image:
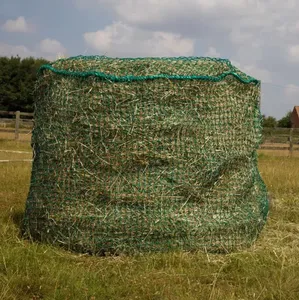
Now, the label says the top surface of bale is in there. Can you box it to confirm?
[39,55,259,84]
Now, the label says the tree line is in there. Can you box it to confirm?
[0,56,294,127]
[0,56,49,112]
[262,112,292,128]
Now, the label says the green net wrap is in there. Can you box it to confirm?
[23,55,269,254]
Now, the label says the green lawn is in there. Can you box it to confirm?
[1,140,299,300]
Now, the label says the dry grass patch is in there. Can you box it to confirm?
[0,131,32,142]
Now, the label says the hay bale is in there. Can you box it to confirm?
[23,55,269,254]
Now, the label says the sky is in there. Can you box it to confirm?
[0,0,299,119]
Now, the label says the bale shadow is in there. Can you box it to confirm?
[10,210,25,228]
[4,210,26,237]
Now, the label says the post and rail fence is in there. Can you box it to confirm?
[0,110,34,141]
[260,127,299,155]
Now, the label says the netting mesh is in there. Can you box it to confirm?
[23,55,269,254]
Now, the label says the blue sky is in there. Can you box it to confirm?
[1,0,299,119]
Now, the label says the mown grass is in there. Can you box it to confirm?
[0,139,32,152]
[0,131,32,142]
[1,140,299,300]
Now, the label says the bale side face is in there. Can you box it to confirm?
[23,56,268,254]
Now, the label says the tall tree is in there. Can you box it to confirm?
[277,111,292,128]
[262,115,277,128]
[0,56,49,112]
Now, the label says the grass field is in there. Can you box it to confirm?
[0,129,32,142]
[1,138,299,300]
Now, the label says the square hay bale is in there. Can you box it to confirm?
[23,55,269,254]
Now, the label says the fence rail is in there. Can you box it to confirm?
[262,127,299,155]
[0,110,33,140]
[0,110,34,117]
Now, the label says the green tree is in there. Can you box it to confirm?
[277,111,292,128]
[0,56,49,112]
[262,115,277,128]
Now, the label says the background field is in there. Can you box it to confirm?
[1,135,299,300]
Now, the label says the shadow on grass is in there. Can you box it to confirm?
[3,209,26,235]
[10,210,25,228]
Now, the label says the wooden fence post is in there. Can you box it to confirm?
[289,128,294,156]
[15,111,20,140]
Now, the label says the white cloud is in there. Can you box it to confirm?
[243,65,272,83]
[0,43,36,57]
[80,0,291,32]
[231,60,272,83]
[205,46,220,58]
[76,0,299,38]
[76,0,299,62]
[285,84,299,97]
[276,20,299,37]
[288,45,299,63]
[110,0,266,26]
[0,39,67,61]
[83,22,194,57]
[229,28,255,45]
[39,39,67,56]
[229,28,264,65]
[1,16,32,33]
